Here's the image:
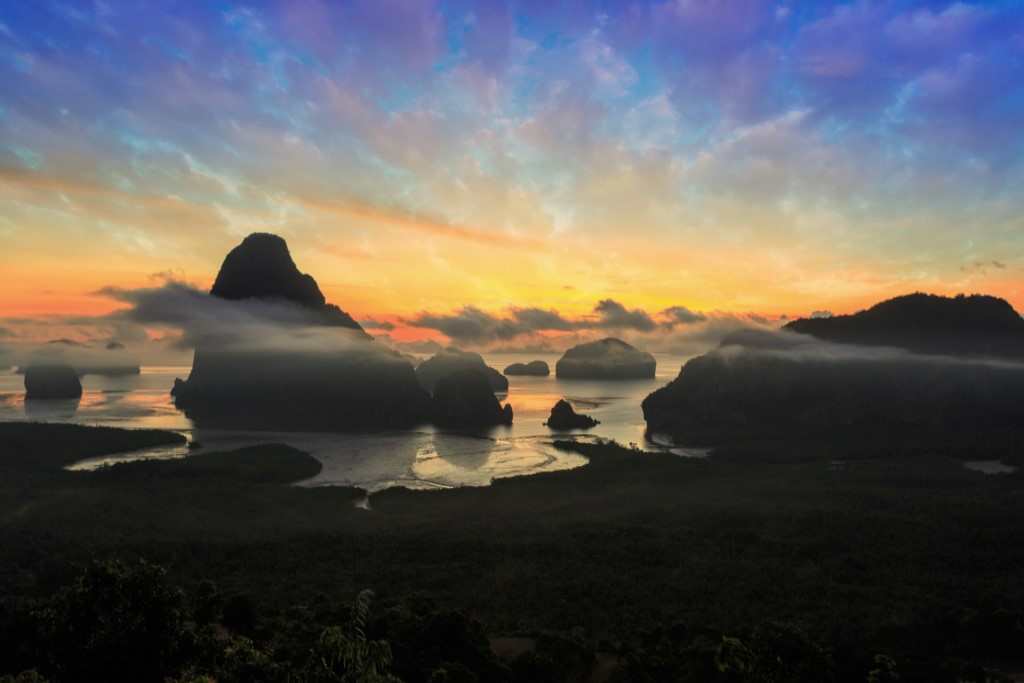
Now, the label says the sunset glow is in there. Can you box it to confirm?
[2,1,1023,352]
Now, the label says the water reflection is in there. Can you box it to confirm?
[67,441,192,471]
[411,433,587,489]
[964,460,1018,475]
[24,397,81,421]
[295,432,428,491]
[432,432,497,470]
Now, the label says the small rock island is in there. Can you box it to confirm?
[503,360,550,376]
[24,365,83,400]
[555,338,656,379]
[545,399,599,430]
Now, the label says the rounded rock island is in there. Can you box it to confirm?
[24,364,83,400]
[503,360,550,376]
[555,338,656,380]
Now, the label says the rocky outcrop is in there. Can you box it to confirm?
[503,360,550,376]
[545,399,599,430]
[785,293,1024,358]
[556,338,656,380]
[171,234,430,430]
[24,365,83,400]
[433,369,513,428]
[416,348,508,394]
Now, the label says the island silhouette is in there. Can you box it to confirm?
[785,292,1024,358]
[555,338,656,379]
[644,293,1024,453]
[171,233,511,430]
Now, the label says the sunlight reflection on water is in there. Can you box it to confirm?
[963,460,1018,475]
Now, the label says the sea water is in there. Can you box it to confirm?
[0,354,701,491]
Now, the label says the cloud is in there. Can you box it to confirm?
[406,298,710,345]
[359,318,395,331]
[648,312,782,356]
[13,330,144,372]
[592,299,656,332]
[578,28,637,97]
[883,3,991,54]
[714,326,1024,374]
[47,338,90,347]
[389,338,445,356]
[510,307,576,331]
[810,310,833,319]
[961,260,1007,276]
[3,0,1022,324]
[295,192,545,250]
[404,306,526,344]
[279,0,444,76]
[95,281,370,352]
[661,306,707,325]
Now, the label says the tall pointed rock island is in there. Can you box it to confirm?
[172,233,432,430]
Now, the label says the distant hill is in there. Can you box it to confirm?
[785,293,1024,358]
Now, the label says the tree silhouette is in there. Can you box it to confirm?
[306,590,402,683]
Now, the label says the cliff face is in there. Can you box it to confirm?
[785,293,1024,358]
[172,234,430,430]
[556,338,656,380]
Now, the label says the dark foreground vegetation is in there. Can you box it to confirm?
[1,422,1023,681]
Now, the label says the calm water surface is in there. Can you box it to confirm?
[1,354,702,491]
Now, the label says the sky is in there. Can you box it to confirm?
[1,0,1023,356]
